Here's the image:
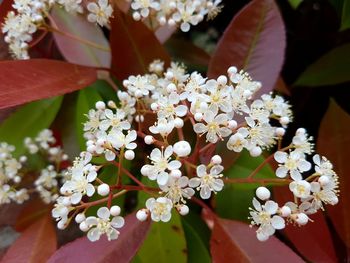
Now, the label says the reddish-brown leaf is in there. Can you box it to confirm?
[208,0,285,97]
[48,213,151,263]
[210,218,303,263]
[0,59,97,109]
[51,6,111,68]
[318,100,350,248]
[274,186,338,262]
[0,0,13,24]
[2,214,57,263]
[155,24,177,44]
[110,10,170,80]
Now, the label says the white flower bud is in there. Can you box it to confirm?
[217,75,227,85]
[296,128,306,135]
[135,90,143,98]
[280,116,290,125]
[144,135,154,145]
[178,205,189,216]
[174,117,184,128]
[151,103,159,111]
[95,101,105,110]
[227,66,237,75]
[122,80,129,87]
[110,205,121,216]
[170,169,182,178]
[136,209,148,221]
[280,206,291,217]
[296,213,309,225]
[62,197,71,206]
[124,150,135,160]
[165,71,174,80]
[108,100,117,109]
[13,176,21,184]
[318,175,330,186]
[211,155,222,165]
[275,127,285,137]
[19,156,27,163]
[87,145,96,153]
[228,120,237,129]
[75,213,86,224]
[200,102,208,111]
[250,147,262,157]
[194,112,203,121]
[135,115,144,122]
[167,83,177,93]
[256,187,270,200]
[132,12,141,21]
[173,141,191,157]
[141,165,151,176]
[57,220,67,230]
[97,184,110,196]
[79,221,89,232]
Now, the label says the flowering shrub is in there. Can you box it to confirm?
[0,0,349,262]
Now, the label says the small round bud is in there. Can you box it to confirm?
[296,213,309,225]
[75,213,86,224]
[13,176,21,183]
[318,175,330,186]
[217,75,227,85]
[62,197,71,206]
[194,112,203,121]
[108,100,117,108]
[256,187,270,200]
[97,138,105,146]
[167,83,177,93]
[211,155,222,165]
[97,184,110,196]
[280,206,291,217]
[296,128,306,135]
[280,116,290,125]
[200,102,208,111]
[170,169,182,178]
[136,209,148,221]
[95,101,105,110]
[122,80,129,87]
[174,117,184,128]
[227,66,237,75]
[132,12,141,21]
[173,141,191,157]
[178,205,189,216]
[151,102,159,111]
[110,205,121,216]
[124,150,135,160]
[250,147,262,157]
[141,165,151,176]
[87,145,96,153]
[135,115,144,122]
[275,127,285,137]
[134,90,143,98]
[228,120,237,129]
[79,221,89,232]
[19,156,27,163]
[57,220,67,230]
[165,71,174,80]
[144,135,154,145]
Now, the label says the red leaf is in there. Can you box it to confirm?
[317,100,350,248]
[208,0,285,97]
[110,10,170,80]
[0,59,97,109]
[210,218,303,263]
[0,0,13,25]
[51,6,111,68]
[48,213,151,262]
[274,186,338,262]
[2,214,57,263]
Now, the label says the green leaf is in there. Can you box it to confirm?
[216,150,275,221]
[341,0,350,30]
[294,43,350,86]
[288,0,303,9]
[0,96,63,156]
[76,84,103,150]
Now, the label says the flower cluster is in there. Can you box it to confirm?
[1,0,113,59]
[249,129,339,241]
[0,129,68,206]
[49,60,339,242]
[130,0,222,32]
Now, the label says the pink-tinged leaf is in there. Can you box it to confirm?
[110,10,171,80]
[155,24,177,44]
[51,7,111,68]
[208,0,286,97]
[210,218,303,263]
[114,0,130,13]
[318,100,350,248]
[274,186,338,262]
[48,213,151,263]
[0,59,97,109]
[2,214,57,263]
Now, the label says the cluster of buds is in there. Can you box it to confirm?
[0,129,69,205]
[130,0,222,32]
[1,0,113,59]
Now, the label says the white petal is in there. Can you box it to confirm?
[168,160,181,170]
[97,207,110,219]
[274,151,287,163]
[111,216,125,228]
[276,166,288,178]
[271,216,285,230]
[264,201,278,214]
[298,160,311,172]
[157,172,169,185]
[196,165,207,177]
[193,123,207,134]
[87,228,101,242]
[200,186,211,199]
[188,178,200,188]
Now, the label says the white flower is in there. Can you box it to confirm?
[204,79,232,113]
[313,154,335,176]
[154,93,188,120]
[57,0,83,13]
[289,180,311,199]
[193,109,231,143]
[160,176,195,204]
[149,117,175,137]
[107,129,137,150]
[189,164,224,199]
[85,207,125,241]
[99,109,131,132]
[249,198,285,241]
[292,130,313,155]
[123,75,155,98]
[131,0,159,17]
[141,146,181,185]
[274,151,311,180]
[87,0,113,26]
[226,132,247,152]
[146,197,173,222]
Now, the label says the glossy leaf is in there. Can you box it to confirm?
[51,7,111,68]
[317,100,350,247]
[110,10,171,80]
[273,186,338,262]
[216,150,275,221]
[208,0,286,97]
[48,212,151,263]
[76,85,103,150]
[341,0,350,31]
[210,218,303,262]
[0,59,96,109]
[2,214,57,263]
[294,44,350,87]
[0,96,63,156]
